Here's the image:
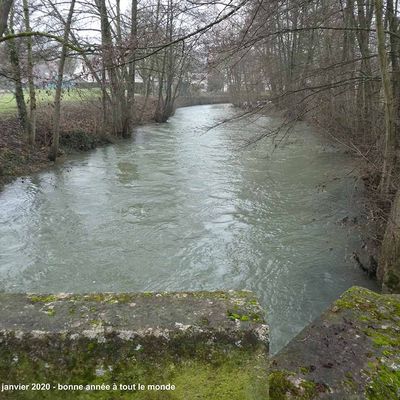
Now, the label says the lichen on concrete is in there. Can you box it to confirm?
[270,286,400,399]
[0,290,268,399]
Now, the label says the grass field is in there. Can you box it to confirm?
[0,88,101,115]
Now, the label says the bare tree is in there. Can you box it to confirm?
[6,1,29,136]
[22,0,36,145]
[48,0,76,161]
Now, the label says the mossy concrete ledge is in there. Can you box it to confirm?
[0,290,269,399]
[270,286,400,400]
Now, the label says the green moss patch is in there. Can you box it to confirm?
[0,345,267,400]
[366,364,400,400]
[269,371,321,400]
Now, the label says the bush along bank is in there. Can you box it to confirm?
[0,98,158,188]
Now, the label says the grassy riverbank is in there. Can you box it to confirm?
[0,89,100,116]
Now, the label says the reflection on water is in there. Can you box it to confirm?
[0,104,377,353]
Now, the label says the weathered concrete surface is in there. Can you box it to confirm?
[270,286,400,399]
[0,290,268,399]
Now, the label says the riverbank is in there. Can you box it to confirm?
[307,115,386,288]
[269,98,398,293]
[0,94,231,189]
[237,101,384,288]
[0,96,159,188]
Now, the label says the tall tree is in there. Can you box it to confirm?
[375,0,396,194]
[22,0,37,145]
[7,2,29,136]
[48,0,76,161]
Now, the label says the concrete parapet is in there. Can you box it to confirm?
[0,290,268,399]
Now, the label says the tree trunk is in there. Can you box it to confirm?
[163,0,175,121]
[7,4,29,136]
[96,0,122,135]
[0,0,12,37]
[127,0,137,127]
[48,0,76,161]
[386,0,400,151]
[375,0,396,194]
[22,0,36,145]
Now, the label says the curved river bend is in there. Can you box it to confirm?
[0,104,377,353]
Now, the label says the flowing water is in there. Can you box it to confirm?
[0,104,377,353]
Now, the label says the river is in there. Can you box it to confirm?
[0,104,377,353]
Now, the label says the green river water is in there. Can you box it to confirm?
[0,104,377,353]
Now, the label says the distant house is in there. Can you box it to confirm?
[33,61,76,89]
[74,58,144,92]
